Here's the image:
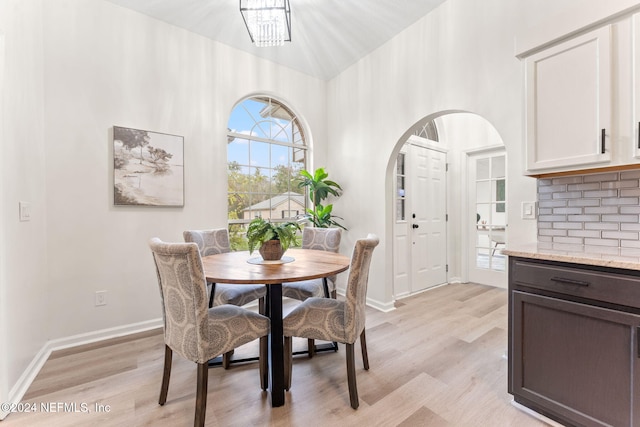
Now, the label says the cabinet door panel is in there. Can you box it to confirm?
[526,26,611,173]
[634,14,640,159]
[512,291,640,427]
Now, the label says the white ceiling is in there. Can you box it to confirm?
[104,0,447,80]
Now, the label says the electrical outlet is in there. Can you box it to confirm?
[95,290,107,306]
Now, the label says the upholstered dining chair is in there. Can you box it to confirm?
[282,226,342,356]
[184,228,267,368]
[183,229,267,311]
[282,227,342,301]
[283,234,379,409]
[149,238,270,427]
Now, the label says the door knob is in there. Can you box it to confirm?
[412,224,419,229]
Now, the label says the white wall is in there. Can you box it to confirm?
[41,0,327,339]
[326,0,640,309]
[0,0,48,418]
[2,0,327,411]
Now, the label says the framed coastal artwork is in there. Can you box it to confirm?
[113,126,184,207]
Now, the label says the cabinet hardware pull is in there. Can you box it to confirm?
[601,128,606,154]
[638,122,640,149]
[550,276,590,287]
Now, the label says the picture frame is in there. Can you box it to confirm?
[113,126,184,207]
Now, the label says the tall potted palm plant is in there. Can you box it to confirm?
[297,167,346,229]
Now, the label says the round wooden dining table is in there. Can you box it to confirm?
[201,248,351,407]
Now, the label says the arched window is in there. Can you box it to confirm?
[413,119,439,141]
[227,96,307,248]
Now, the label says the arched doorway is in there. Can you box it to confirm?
[388,112,507,299]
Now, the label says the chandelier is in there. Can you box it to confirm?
[240,0,291,47]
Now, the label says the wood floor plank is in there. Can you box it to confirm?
[2,283,552,427]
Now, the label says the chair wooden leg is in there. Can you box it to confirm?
[307,338,315,358]
[208,282,216,308]
[195,363,208,427]
[360,329,369,370]
[346,343,359,409]
[258,296,265,315]
[284,336,292,391]
[222,350,233,369]
[331,289,337,299]
[159,345,172,405]
[260,335,269,391]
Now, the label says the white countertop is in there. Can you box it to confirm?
[502,242,640,271]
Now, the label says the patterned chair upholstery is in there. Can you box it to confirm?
[183,229,267,310]
[149,238,270,427]
[184,229,268,368]
[283,234,379,409]
[282,227,342,301]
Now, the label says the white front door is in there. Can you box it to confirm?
[466,149,507,288]
[394,137,448,298]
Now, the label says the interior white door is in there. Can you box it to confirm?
[467,150,507,288]
[394,140,448,298]
[410,144,447,292]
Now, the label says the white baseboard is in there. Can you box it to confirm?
[334,289,396,313]
[0,318,163,420]
[365,297,396,312]
[1,343,51,420]
[46,318,163,352]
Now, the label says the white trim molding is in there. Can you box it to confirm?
[0,318,163,420]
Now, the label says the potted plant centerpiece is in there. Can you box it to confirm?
[246,217,301,261]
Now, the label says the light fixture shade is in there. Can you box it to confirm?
[240,0,291,47]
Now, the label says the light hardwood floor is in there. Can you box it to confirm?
[2,283,551,426]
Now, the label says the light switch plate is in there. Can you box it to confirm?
[19,201,31,222]
[521,201,537,220]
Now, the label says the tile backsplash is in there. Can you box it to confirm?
[538,170,640,248]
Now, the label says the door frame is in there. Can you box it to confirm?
[461,144,507,287]
[393,135,449,299]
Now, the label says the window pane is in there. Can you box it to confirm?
[270,121,290,142]
[271,144,289,168]
[250,140,270,168]
[228,139,249,166]
[476,247,490,269]
[476,158,490,179]
[397,199,405,221]
[476,203,491,226]
[293,147,305,165]
[397,177,405,195]
[397,153,405,175]
[228,165,252,194]
[292,122,304,145]
[476,181,491,203]
[491,156,505,178]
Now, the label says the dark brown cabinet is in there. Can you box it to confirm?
[509,257,640,427]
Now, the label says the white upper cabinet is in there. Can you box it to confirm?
[634,14,640,159]
[525,26,612,174]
